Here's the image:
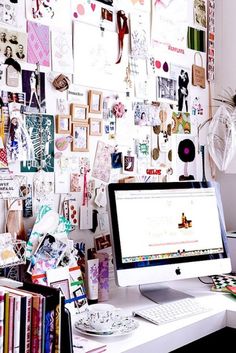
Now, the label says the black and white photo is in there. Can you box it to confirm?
[157,76,177,103]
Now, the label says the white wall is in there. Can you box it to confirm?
[0,0,212,245]
[215,0,236,231]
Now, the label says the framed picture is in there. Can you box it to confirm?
[72,122,89,152]
[88,90,103,113]
[89,118,102,136]
[70,103,89,122]
[56,115,71,134]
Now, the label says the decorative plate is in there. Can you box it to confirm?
[74,316,139,337]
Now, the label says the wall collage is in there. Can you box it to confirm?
[0,0,215,305]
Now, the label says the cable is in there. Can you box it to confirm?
[198,276,214,285]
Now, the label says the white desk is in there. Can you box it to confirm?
[73,278,236,353]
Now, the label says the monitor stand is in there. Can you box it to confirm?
[139,283,193,304]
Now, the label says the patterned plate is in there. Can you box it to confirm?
[74,316,139,337]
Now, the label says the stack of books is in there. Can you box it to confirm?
[0,281,73,353]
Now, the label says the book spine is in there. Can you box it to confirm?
[3,292,9,353]
[13,296,21,353]
[44,311,51,353]
[0,291,5,353]
[19,297,26,353]
[54,303,60,353]
[41,296,45,353]
[31,297,41,353]
[8,296,15,353]
[25,296,32,353]
[49,310,55,353]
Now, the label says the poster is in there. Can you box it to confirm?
[21,114,54,173]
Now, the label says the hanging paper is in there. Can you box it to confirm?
[172,112,191,134]
[174,136,197,181]
[0,27,27,62]
[27,21,50,67]
[92,141,114,183]
[130,10,149,59]
[193,0,207,28]
[0,0,25,29]
[51,30,73,74]
[0,91,25,133]
[71,0,116,31]
[25,0,71,30]
[151,0,188,50]
[187,27,206,52]
[22,69,46,113]
[20,114,54,173]
[6,104,35,162]
[170,65,190,113]
[73,21,128,90]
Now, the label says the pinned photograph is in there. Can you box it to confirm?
[0,27,27,62]
[194,0,207,28]
[28,233,67,274]
[157,76,177,104]
[95,233,111,251]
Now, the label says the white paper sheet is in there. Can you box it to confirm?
[51,30,73,74]
[73,21,128,91]
[151,0,188,50]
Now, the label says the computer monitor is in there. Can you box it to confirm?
[107,181,232,303]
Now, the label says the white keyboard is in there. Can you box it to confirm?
[133,298,210,325]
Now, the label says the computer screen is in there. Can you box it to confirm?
[107,181,231,303]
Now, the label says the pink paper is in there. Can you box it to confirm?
[27,21,50,67]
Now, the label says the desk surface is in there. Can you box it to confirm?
[73,278,236,353]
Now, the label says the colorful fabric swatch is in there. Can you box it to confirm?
[27,21,50,66]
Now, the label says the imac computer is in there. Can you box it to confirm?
[107,181,232,303]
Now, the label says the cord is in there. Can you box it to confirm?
[198,276,214,285]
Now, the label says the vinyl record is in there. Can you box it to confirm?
[178,139,195,162]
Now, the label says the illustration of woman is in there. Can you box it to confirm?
[29,71,41,109]
[6,110,35,162]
